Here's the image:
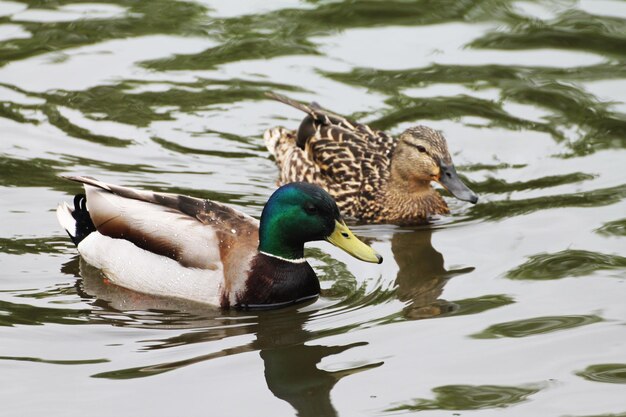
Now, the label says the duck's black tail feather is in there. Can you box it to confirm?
[265,91,361,148]
[56,194,96,246]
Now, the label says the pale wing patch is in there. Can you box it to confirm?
[85,186,222,269]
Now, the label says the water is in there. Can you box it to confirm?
[1,0,625,415]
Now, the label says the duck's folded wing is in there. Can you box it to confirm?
[305,125,367,186]
[306,126,396,214]
[64,176,258,270]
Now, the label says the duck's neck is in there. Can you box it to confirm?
[381,177,449,223]
[258,229,305,261]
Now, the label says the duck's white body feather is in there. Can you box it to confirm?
[78,231,224,305]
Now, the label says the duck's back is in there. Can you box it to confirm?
[265,94,396,219]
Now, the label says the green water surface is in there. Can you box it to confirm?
[0,1,625,416]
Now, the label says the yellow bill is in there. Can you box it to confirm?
[325,220,383,264]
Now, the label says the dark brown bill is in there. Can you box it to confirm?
[438,162,478,204]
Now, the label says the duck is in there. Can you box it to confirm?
[56,176,382,309]
[264,92,478,225]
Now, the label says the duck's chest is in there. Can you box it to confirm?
[358,188,449,225]
[228,253,320,309]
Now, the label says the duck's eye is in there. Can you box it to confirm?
[406,141,427,153]
[304,203,318,215]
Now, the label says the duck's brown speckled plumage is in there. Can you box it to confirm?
[264,93,478,225]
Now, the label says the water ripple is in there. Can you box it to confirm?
[387,383,544,412]
[576,363,626,384]
[596,218,626,237]
[471,315,603,339]
[0,355,108,365]
[507,250,626,280]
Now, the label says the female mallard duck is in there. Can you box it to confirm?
[56,176,382,309]
[264,92,478,225]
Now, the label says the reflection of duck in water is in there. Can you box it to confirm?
[391,227,474,320]
[69,257,381,416]
[256,309,382,417]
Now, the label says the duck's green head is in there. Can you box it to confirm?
[259,182,382,264]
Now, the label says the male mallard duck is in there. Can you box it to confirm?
[56,176,382,309]
[264,93,478,225]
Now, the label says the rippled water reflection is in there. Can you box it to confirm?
[1,0,625,416]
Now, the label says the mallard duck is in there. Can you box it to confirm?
[264,93,478,225]
[56,176,382,309]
